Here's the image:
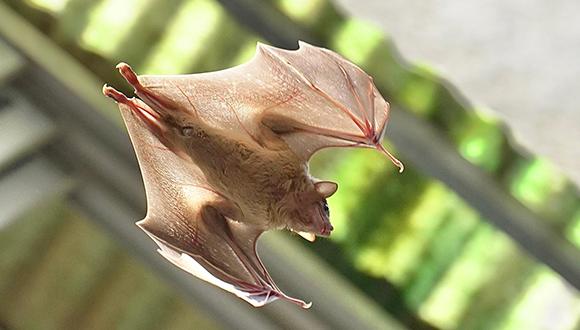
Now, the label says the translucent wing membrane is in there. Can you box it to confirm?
[107,95,309,308]
[133,41,403,171]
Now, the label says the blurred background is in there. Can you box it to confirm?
[0,0,578,329]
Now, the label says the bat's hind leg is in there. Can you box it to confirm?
[115,63,178,114]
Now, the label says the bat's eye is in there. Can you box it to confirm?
[181,126,194,136]
[321,200,329,216]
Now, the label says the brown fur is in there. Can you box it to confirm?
[173,119,314,230]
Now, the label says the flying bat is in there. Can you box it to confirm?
[103,41,403,308]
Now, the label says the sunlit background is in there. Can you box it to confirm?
[0,0,578,329]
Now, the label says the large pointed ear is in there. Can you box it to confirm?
[315,181,338,198]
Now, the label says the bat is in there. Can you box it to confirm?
[103,41,403,308]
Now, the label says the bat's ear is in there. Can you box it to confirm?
[315,181,338,198]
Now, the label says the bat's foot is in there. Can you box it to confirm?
[116,62,142,90]
[103,84,165,138]
[115,62,177,114]
[102,84,129,104]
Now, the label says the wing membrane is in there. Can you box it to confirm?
[118,101,310,308]
[133,42,401,169]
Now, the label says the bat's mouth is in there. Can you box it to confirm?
[291,207,332,242]
[317,207,333,237]
[305,205,333,238]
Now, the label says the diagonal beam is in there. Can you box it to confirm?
[389,109,580,288]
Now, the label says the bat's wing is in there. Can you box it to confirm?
[253,42,403,171]
[112,94,310,308]
[131,41,403,171]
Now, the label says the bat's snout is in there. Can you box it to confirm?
[318,208,333,237]
[290,199,334,242]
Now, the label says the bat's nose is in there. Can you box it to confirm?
[320,221,333,236]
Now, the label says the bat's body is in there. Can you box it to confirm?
[170,120,306,230]
[103,41,402,308]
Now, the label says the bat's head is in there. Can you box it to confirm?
[288,181,338,240]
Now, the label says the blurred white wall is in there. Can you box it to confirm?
[337,0,580,186]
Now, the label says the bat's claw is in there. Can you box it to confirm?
[103,83,165,139]
[103,84,129,104]
[116,62,177,114]
[116,62,142,89]
[376,143,404,173]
